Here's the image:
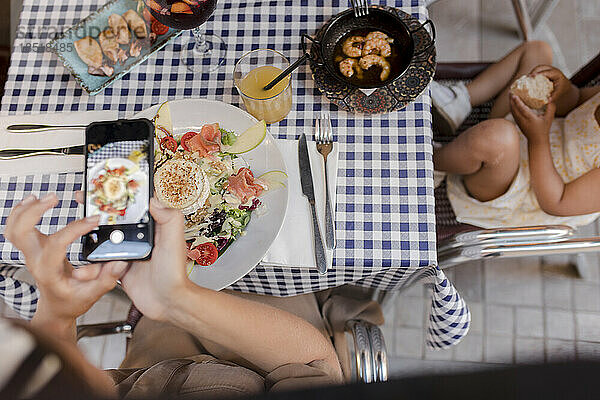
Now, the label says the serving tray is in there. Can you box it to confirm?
[48,0,182,95]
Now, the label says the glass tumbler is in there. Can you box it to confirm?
[233,49,293,124]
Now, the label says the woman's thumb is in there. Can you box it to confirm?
[150,198,185,239]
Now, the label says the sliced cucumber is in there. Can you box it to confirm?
[222,120,266,154]
[154,101,172,138]
[258,170,288,191]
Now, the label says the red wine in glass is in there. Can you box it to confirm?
[144,0,225,72]
[145,0,217,30]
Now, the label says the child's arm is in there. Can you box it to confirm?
[579,86,600,105]
[510,94,600,216]
[530,65,600,117]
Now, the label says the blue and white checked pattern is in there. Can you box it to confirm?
[87,140,148,169]
[0,174,83,264]
[0,266,38,319]
[0,0,469,348]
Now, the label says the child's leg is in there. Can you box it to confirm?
[466,41,553,117]
[434,119,521,202]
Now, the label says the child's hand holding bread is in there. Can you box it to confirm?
[510,90,556,146]
[510,73,553,109]
[509,65,571,109]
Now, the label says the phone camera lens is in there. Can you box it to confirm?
[110,230,125,244]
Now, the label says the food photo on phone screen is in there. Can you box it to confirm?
[86,140,150,226]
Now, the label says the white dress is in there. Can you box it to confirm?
[446,91,600,228]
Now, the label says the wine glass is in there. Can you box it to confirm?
[144,0,226,72]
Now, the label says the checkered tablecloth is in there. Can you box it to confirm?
[0,0,470,348]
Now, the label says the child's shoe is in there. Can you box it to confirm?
[430,81,472,136]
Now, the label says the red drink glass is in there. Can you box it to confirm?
[145,0,226,72]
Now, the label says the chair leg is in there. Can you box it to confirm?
[346,320,389,383]
[511,0,532,41]
[346,320,374,383]
[367,324,388,382]
[76,321,133,341]
[572,222,600,282]
[575,253,600,282]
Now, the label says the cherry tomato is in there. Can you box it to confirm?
[160,136,178,152]
[180,131,199,152]
[193,242,219,266]
[151,20,169,35]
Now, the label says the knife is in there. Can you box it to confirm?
[298,133,327,275]
[6,124,87,133]
[0,145,85,159]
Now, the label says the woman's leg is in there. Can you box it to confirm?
[434,119,521,202]
[466,40,553,117]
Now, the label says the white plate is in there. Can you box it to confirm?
[135,99,289,290]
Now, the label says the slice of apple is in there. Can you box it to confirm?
[153,101,172,140]
[258,170,287,191]
[222,120,266,154]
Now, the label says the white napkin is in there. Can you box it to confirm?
[262,138,338,270]
[0,110,119,177]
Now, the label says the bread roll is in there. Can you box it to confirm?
[510,74,554,109]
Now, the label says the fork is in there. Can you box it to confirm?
[350,0,370,17]
[315,113,336,249]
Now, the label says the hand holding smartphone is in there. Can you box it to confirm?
[83,119,154,261]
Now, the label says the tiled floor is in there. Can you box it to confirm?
[3,0,599,374]
[384,256,600,377]
[386,0,600,378]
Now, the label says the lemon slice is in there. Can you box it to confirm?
[154,101,172,139]
[258,170,287,191]
[222,120,267,154]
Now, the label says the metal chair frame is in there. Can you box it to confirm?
[346,320,388,383]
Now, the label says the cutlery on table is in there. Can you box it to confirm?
[350,0,370,17]
[5,124,87,133]
[0,145,85,160]
[315,113,336,249]
[298,133,328,275]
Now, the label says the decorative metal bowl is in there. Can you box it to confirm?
[302,5,437,114]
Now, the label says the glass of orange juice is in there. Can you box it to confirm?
[233,49,293,124]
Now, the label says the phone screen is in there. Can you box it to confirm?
[86,136,149,225]
[83,119,154,261]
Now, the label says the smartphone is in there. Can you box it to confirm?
[83,118,154,261]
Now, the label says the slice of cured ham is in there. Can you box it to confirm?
[186,123,222,157]
[187,247,201,261]
[226,167,264,204]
